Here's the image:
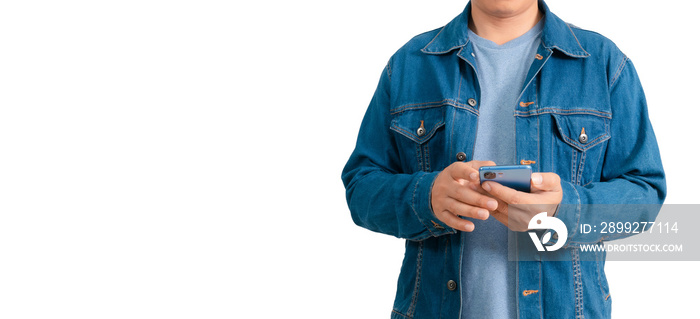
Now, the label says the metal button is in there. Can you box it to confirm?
[467,98,477,107]
[447,280,457,291]
[456,152,466,161]
[578,128,588,144]
[416,120,426,137]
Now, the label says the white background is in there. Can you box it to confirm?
[0,0,697,318]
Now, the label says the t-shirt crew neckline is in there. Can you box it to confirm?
[467,18,544,50]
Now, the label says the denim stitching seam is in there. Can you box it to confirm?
[538,261,544,317]
[440,236,451,319]
[610,55,629,89]
[421,27,447,53]
[416,144,424,172]
[411,173,436,239]
[449,108,456,161]
[456,74,463,104]
[423,144,431,172]
[571,249,584,318]
[595,247,608,298]
[515,108,612,118]
[391,123,444,145]
[390,101,446,114]
[391,310,411,319]
[571,150,577,184]
[536,87,541,173]
[576,151,586,186]
[564,23,591,57]
[407,241,424,317]
[390,99,478,116]
[571,184,582,246]
[560,133,609,152]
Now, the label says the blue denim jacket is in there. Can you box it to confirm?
[342,1,666,318]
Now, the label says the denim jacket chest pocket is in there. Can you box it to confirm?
[548,112,611,186]
[390,105,446,173]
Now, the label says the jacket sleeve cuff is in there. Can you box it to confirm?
[410,171,457,238]
[553,181,581,245]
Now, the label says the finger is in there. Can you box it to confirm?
[481,181,526,205]
[467,180,497,196]
[449,163,480,182]
[449,161,497,182]
[530,173,562,192]
[443,198,490,220]
[468,160,495,184]
[448,185,499,211]
[467,160,496,169]
[468,183,505,212]
[493,197,509,214]
[437,210,476,232]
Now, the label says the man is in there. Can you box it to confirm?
[342,0,665,318]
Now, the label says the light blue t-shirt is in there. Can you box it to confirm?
[461,19,543,319]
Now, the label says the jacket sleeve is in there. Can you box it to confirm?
[557,57,667,245]
[341,62,456,241]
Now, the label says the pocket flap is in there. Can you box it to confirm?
[390,107,445,144]
[552,113,610,152]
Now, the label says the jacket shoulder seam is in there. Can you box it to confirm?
[610,55,629,89]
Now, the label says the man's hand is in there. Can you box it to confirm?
[431,161,500,232]
[482,172,563,231]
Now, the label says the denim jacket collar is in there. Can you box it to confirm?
[421,0,590,58]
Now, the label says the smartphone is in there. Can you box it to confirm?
[479,165,532,193]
